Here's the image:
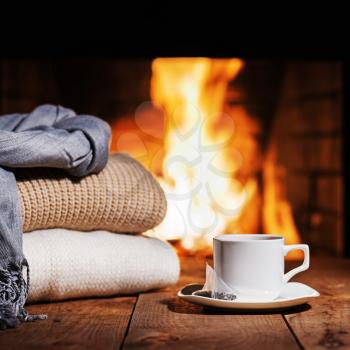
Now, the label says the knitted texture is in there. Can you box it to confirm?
[23,229,180,302]
[15,153,167,233]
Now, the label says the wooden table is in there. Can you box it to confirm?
[0,255,349,349]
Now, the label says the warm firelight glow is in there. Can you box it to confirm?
[112,57,302,259]
[263,145,303,259]
[146,58,257,251]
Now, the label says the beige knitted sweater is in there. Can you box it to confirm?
[15,153,167,233]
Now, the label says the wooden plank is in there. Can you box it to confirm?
[284,256,350,349]
[122,291,300,350]
[123,256,300,350]
[0,296,136,350]
[1,255,348,350]
[284,297,350,350]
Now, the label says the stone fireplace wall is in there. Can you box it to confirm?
[272,62,343,255]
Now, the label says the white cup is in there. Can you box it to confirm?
[213,234,310,301]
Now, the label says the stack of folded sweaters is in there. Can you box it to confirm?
[17,153,179,303]
[0,105,179,328]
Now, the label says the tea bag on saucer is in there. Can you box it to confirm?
[195,263,237,301]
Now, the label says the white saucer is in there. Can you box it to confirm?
[178,282,320,310]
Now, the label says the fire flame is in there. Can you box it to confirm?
[146,58,258,251]
[112,58,302,259]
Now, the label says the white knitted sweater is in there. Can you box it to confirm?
[23,229,180,303]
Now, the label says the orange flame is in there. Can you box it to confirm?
[112,58,302,259]
[146,58,259,251]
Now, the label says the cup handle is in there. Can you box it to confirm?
[282,244,310,283]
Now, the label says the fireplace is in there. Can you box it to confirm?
[0,59,344,257]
